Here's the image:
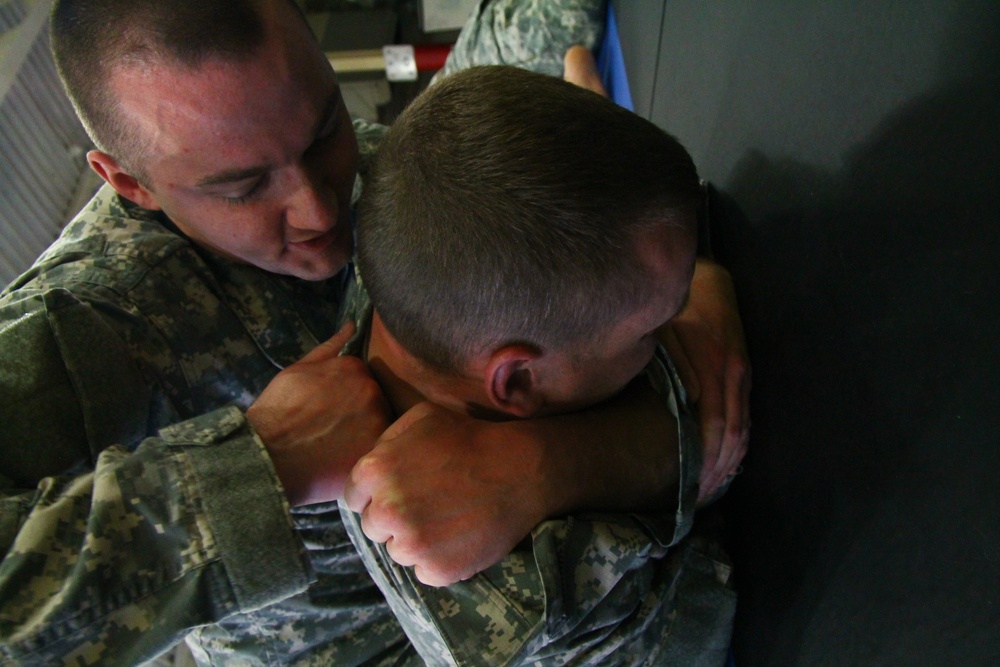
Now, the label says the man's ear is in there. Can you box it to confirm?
[484,345,545,419]
[87,150,161,210]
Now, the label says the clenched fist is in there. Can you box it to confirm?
[249,322,393,506]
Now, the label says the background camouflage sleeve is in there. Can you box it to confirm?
[353,118,390,177]
[352,118,391,207]
[435,0,606,81]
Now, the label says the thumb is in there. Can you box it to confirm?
[299,321,357,363]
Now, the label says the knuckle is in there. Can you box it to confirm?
[344,490,366,514]
[368,496,412,533]
[388,534,433,570]
[359,512,383,542]
[415,561,462,587]
[362,507,401,543]
[345,464,370,497]
[414,566,447,587]
[358,381,386,407]
[383,535,410,562]
[354,450,394,480]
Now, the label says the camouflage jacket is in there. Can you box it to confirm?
[0,121,422,666]
[436,0,605,81]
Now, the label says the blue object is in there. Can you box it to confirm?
[595,2,634,111]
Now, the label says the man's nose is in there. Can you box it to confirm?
[286,164,337,232]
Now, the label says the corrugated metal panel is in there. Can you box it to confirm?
[0,0,29,35]
[1,0,93,286]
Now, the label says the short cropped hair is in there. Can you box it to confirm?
[50,0,296,181]
[357,66,701,373]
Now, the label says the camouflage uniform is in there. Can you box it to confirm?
[0,2,733,665]
[435,0,606,80]
[0,119,415,666]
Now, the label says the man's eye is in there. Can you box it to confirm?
[224,193,253,206]
[222,177,267,205]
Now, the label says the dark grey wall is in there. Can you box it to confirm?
[614,1,1000,664]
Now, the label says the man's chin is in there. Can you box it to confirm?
[282,235,353,280]
[285,256,350,281]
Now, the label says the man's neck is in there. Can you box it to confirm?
[366,312,482,417]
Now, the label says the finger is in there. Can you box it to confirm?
[660,326,701,402]
[299,321,357,363]
[383,536,421,570]
[699,454,729,501]
[699,384,750,500]
[342,471,372,515]
[563,45,607,97]
[697,383,725,481]
[413,563,458,588]
[710,435,745,489]
[717,363,752,475]
[344,443,390,514]
[706,431,748,501]
[696,395,728,501]
[359,505,397,545]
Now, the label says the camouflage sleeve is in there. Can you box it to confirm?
[339,348,704,667]
[435,0,605,81]
[0,299,311,665]
[353,118,389,178]
[352,118,389,206]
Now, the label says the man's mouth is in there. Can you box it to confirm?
[289,227,337,252]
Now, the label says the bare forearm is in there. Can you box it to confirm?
[502,375,680,520]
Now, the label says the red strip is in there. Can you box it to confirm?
[413,44,452,71]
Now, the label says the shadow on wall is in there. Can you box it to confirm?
[711,4,1000,665]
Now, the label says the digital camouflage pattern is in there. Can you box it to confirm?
[435,0,605,81]
[0,2,734,665]
[338,283,735,666]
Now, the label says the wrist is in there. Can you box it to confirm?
[483,418,566,524]
[529,379,680,515]
[245,404,300,504]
